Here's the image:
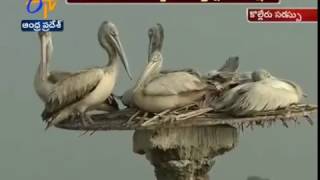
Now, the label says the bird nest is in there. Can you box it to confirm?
[55,103,317,132]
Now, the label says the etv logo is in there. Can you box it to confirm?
[22,0,63,32]
[26,0,57,19]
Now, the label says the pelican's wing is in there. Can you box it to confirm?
[206,56,239,81]
[43,68,104,117]
[215,80,301,115]
[218,56,239,72]
[212,82,247,109]
[279,79,304,99]
[144,72,207,96]
[50,70,120,109]
[160,68,201,78]
[48,71,73,83]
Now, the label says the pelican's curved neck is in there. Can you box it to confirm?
[105,54,120,78]
[102,43,120,74]
[37,61,49,79]
[133,60,162,92]
[99,35,118,71]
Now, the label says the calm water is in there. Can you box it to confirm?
[0,0,317,179]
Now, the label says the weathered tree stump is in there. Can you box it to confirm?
[133,125,238,180]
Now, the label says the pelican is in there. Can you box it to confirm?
[212,69,304,116]
[130,23,215,113]
[43,21,132,128]
[121,24,239,109]
[132,51,211,113]
[34,32,119,117]
[120,24,202,108]
[34,32,72,102]
[120,23,165,108]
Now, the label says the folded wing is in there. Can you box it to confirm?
[213,79,301,116]
[144,72,207,96]
[42,68,104,119]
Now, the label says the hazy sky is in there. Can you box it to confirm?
[0,0,317,180]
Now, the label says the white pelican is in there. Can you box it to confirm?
[34,32,71,102]
[43,21,131,128]
[132,51,210,113]
[120,23,165,108]
[212,69,304,116]
[122,24,239,110]
[131,24,211,113]
[121,24,207,108]
[34,32,119,118]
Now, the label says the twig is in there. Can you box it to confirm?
[175,108,213,121]
[281,119,289,128]
[304,115,314,126]
[54,104,317,131]
[141,109,171,127]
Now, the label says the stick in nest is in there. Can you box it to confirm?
[141,109,172,127]
[304,114,314,126]
[141,107,214,127]
[124,110,142,126]
[53,103,316,131]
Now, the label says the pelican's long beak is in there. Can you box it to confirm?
[148,24,163,62]
[46,33,53,65]
[148,36,153,62]
[135,59,160,90]
[112,35,132,80]
[40,34,48,81]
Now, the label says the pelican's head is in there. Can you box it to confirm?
[98,21,132,79]
[38,32,53,80]
[251,69,273,81]
[148,23,164,61]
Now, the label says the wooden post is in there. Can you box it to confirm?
[133,125,238,180]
